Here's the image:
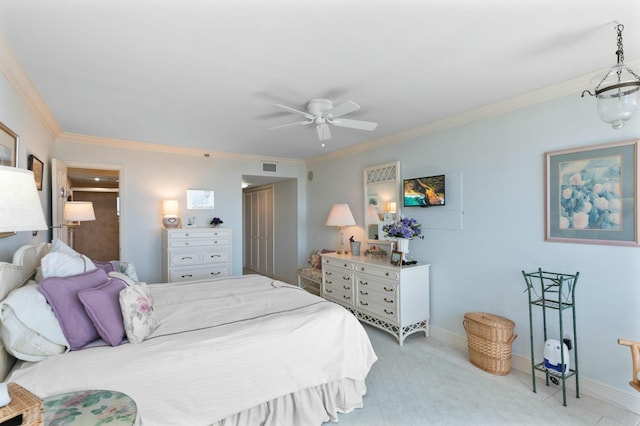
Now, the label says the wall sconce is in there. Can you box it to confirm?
[0,166,48,237]
[63,201,96,249]
[162,200,181,229]
[325,203,356,254]
[582,23,640,129]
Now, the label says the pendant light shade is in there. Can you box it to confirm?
[582,23,640,129]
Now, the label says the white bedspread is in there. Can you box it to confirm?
[7,275,377,425]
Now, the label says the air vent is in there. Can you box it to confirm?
[262,162,277,172]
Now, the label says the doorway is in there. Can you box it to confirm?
[68,168,120,261]
[52,158,123,260]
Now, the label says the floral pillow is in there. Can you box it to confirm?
[308,250,321,269]
[119,281,158,344]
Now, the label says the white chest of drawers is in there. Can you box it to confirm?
[162,227,232,283]
[321,252,430,345]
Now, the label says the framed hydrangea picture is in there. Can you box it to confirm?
[545,139,639,246]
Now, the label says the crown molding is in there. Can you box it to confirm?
[58,132,305,165]
[0,35,62,139]
[306,58,640,166]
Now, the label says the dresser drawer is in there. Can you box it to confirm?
[202,249,231,264]
[322,256,354,271]
[356,287,397,309]
[323,280,354,303]
[356,275,398,296]
[354,264,399,281]
[357,299,398,322]
[168,229,231,239]
[168,250,201,267]
[169,265,230,282]
[168,238,230,248]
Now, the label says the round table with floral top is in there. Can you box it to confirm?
[43,390,138,425]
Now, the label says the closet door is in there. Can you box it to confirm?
[250,191,260,272]
[257,187,274,276]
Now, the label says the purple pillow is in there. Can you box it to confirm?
[93,260,115,274]
[39,269,109,350]
[78,277,127,346]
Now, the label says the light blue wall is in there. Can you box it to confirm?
[53,139,307,284]
[0,68,54,260]
[306,93,640,393]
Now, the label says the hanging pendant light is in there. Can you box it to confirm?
[581,23,640,129]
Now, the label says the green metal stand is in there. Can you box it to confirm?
[522,268,579,406]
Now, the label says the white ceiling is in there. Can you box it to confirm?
[1,1,639,160]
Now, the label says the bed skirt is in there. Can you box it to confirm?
[215,377,366,425]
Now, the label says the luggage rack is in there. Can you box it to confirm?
[522,268,579,406]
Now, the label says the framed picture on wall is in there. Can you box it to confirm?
[28,154,44,190]
[0,121,18,167]
[545,139,639,246]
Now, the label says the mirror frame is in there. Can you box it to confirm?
[363,161,401,244]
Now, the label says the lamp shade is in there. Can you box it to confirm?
[387,201,397,214]
[326,203,356,227]
[0,166,48,232]
[63,202,96,222]
[162,199,179,216]
[367,204,380,225]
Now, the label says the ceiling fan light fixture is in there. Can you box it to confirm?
[582,23,640,129]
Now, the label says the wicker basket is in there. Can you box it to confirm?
[0,383,43,425]
[463,312,517,375]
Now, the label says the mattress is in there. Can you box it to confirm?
[7,275,377,425]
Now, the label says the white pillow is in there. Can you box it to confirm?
[41,252,96,279]
[0,282,70,361]
[119,282,158,344]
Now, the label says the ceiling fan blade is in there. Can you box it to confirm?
[274,104,314,119]
[330,118,378,131]
[326,100,360,118]
[269,120,313,130]
[317,123,331,141]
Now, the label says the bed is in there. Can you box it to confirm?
[0,243,377,425]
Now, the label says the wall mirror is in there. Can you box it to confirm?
[363,161,401,243]
[186,189,215,209]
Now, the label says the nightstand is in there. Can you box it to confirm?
[0,383,43,426]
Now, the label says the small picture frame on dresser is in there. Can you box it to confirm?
[390,251,402,266]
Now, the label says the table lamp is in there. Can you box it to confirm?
[325,203,356,254]
[162,200,181,228]
[0,166,48,236]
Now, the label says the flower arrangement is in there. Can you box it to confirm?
[210,217,223,226]
[382,217,423,239]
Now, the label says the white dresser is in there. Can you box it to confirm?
[162,227,232,283]
[321,252,430,345]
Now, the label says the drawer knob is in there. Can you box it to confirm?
[181,256,193,260]
[326,280,333,284]
[181,274,193,278]
[384,309,394,315]
[185,242,190,246]
[326,288,333,293]
[343,285,351,290]
[360,281,368,286]
[342,276,350,281]
[359,301,368,306]
[343,263,347,267]
[342,295,351,300]
[360,290,368,295]
[211,272,221,276]
[384,298,394,304]
[385,272,389,276]
[326,271,332,276]
[210,254,221,258]
[384,287,393,292]
[361,267,365,271]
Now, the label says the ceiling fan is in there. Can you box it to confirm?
[269,99,378,141]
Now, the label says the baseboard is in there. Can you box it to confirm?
[430,325,640,415]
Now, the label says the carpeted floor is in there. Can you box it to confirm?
[327,325,639,426]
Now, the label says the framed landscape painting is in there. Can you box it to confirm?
[545,139,639,246]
